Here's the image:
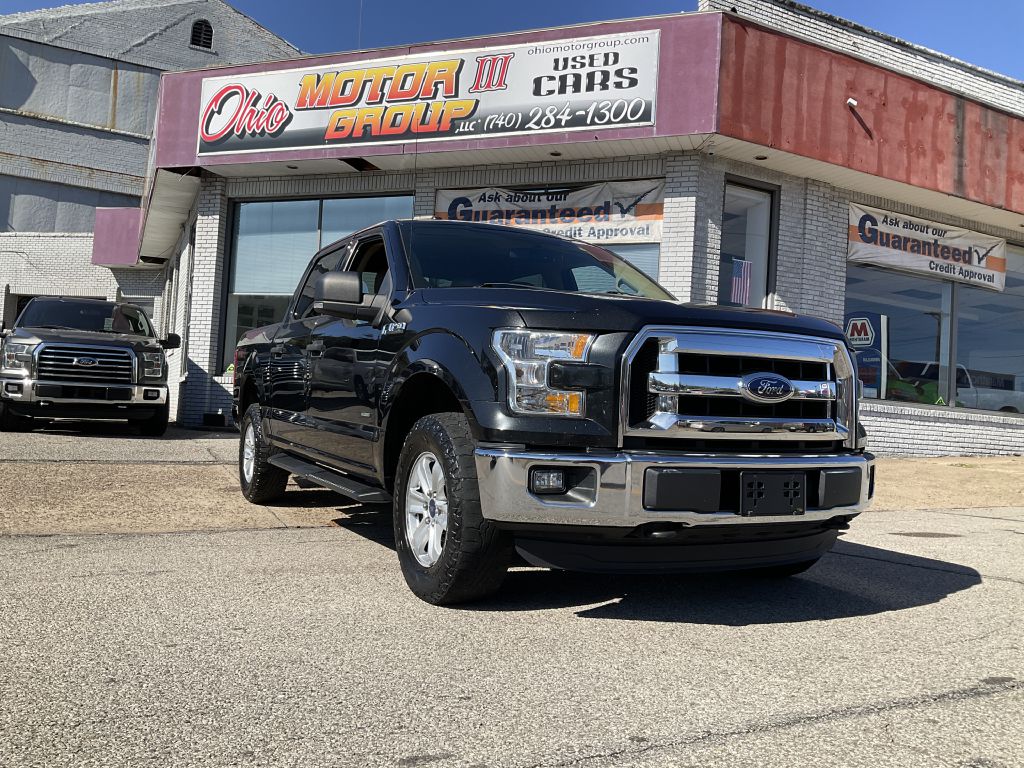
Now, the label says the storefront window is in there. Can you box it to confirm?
[606,243,660,281]
[223,195,413,371]
[717,183,773,308]
[844,264,953,405]
[955,247,1024,414]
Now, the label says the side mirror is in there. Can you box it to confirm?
[314,271,377,320]
[161,333,181,350]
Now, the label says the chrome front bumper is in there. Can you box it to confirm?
[474,448,874,528]
[0,377,167,406]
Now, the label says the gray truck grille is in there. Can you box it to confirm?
[622,327,855,447]
[36,345,134,384]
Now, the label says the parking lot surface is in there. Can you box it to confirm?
[1,425,1022,767]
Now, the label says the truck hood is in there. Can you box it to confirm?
[7,326,163,352]
[417,288,846,342]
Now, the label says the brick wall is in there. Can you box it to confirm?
[698,0,1024,117]
[861,402,1024,456]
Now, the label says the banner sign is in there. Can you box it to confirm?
[197,31,659,156]
[848,203,1006,291]
[434,180,665,243]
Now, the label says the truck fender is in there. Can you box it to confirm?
[375,331,497,477]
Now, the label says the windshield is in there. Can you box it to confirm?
[18,300,154,337]
[401,223,674,300]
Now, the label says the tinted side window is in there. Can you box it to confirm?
[347,237,389,296]
[294,247,346,319]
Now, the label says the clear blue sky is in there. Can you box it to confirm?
[2,0,1021,80]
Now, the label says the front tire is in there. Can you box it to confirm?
[393,412,513,605]
[138,403,169,437]
[0,402,33,432]
[239,403,288,503]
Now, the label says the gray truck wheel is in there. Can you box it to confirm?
[238,403,288,504]
[0,402,32,432]
[393,412,513,605]
[138,403,169,437]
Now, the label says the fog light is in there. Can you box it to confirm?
[4,382,22,394]
[144,389,160,401]
[530,468,566,495]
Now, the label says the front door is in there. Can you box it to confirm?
[266,245,348,449]
[305,233,393,477]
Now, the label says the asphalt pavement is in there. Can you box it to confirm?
[1,425,1022,767]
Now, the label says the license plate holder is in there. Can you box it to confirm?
[740,472,806,516]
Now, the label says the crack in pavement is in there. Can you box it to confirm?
[831,548,1024,585]
[526,679,1023,768]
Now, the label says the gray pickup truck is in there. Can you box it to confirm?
[0,297,179,435]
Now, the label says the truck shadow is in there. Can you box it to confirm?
[484,542,981,624]
[329,503,983,624]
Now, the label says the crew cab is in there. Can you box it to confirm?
[0,297,179,435]
[233,220,874,604]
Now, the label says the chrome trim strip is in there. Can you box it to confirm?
[648,373,836,401]
[635,414,845,440]
[474,447,874,527]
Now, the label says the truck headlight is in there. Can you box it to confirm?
[492,330,595,417]
[1,343,35,374]
[142,351,164,378]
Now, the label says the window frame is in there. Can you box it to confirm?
[719,176,781,309]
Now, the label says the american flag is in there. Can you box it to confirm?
[730,258,752,305]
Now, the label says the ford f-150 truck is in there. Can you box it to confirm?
[233,220,874,604]
[0,297,179,435]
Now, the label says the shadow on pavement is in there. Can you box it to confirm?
[326,503,982,623]
[479,541,981,623]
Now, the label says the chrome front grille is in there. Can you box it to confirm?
[622,327,856,447]
[36,344,135,385]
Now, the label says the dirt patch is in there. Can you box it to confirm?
[871,455,1024,511]
[0,463,354,536]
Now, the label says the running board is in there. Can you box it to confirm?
[269,454,392,504]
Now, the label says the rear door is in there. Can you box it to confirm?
[266,244,349,448]
[305,231,396,476]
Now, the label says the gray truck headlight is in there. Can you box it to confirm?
[492,330,595,417]
[142,351,164,378]
[1,343,35,374]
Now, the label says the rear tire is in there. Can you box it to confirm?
[0,402,33,432]
[393,412,513,605]
[239,403,288,503]
[138,403,169,437]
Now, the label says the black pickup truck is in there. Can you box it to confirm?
[0,297,179,435]
[233,220,873,604]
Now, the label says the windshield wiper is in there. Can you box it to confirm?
[34,325,87,331]
[476,282,553,291]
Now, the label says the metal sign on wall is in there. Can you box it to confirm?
[196,31,660,156]
[848,203,1006,291]
[434,180,665,243]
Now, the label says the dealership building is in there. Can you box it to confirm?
[89,0,1024,455]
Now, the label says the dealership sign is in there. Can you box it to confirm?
[196,31,659,155]
[434,180,665,243]
[848,203,1006,291]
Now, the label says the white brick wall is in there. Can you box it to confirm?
[861,402,1024,457]
[698,0,1024,117]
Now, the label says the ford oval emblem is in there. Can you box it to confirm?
[75,357,98,367]
[742,372,796,404]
